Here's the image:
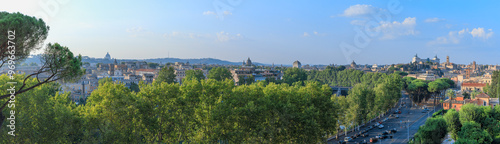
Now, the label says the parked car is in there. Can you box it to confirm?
[378,124,384,129]
[354,133,361,138]
[395,115,399,118]
[362,133,369,137]
[393,110,399,114]
[358,140,368,144]
[379,135,388,139]
[382,131,389,135]
[390,129,397,134]
[374,123,380,127]
[368,126,373,130]
[370,137,378,142]
[398,110,402,114]
[344,137,353,142]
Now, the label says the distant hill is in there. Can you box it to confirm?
[20,55,269,66]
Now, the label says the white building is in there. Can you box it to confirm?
[412,54,440,64]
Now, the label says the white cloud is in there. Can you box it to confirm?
[216,31,242,42]
[376,17,418,40]
[470,27,494,39]
[164,31,211,39]
[126,26,144,33]
[203,10,232,17]
[303,32,310,37]
[203,11,216,15]
[424,18,445,23]
[428,27,494,45]
[339,4,383,17]
[126,26,148,37]
[350,20,367,26]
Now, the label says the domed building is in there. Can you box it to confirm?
[245,57,252,66]
[104,52,111,60]
[350,61,357,68]
[293,60,301,68]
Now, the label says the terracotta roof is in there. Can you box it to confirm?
[476,93,490,98]
[136,69,156,72]
[443,99,465,104]
[461,83,486,87]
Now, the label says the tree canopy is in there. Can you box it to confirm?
[207,67,232,81]
[0,12,49,67]
[155,66,176,84]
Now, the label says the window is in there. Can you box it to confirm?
[484,101,487,106]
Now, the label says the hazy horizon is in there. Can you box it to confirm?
[2,0,498,65]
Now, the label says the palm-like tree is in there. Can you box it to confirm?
[446,89,456,110]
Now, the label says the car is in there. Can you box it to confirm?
[390,129,397,134]
[370,137,378,142]
[374,123,380,127]
[378,124,384,129]
[362,133,369,137]
[395,115,399,118]
[344,137,353,142]
[398,110,402,114]
[378,121,383,124]
[367,126,373,130]
[357,140,368,144]
[354,133,361,138]
[379,135,388,139]
[382,131,389,135]
[394,110,399,114]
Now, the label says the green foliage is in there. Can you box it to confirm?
[184,69,205,82]
[456,121,493,144]
[407,79,430,104]
[0,12,49,64]
[283,68,307,85]
[43,43,85,82]
[414,117,448,144]
[80,79,141,143]
[487,71,500,98]
[459,104,484,124]
[444,109,461,140]
[155,66,176,84]
[432,109,447,118]
[237,75,255,85]
[394,71,408,76]
[129,82,140,92]
[0,75,81,143]
[147,62,159,69]
[207,67,232,81]
[307,68,370,87]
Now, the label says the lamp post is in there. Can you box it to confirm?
[407,119,410,142]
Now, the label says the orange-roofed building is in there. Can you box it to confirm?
[443,93,500,111]
[461,83,487,92]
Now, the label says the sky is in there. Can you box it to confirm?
[1,0,499,65]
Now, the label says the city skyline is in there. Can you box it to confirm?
[1,0,498,65]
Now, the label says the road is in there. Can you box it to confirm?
[327,92,442,144]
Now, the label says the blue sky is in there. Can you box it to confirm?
[2,0,499,65]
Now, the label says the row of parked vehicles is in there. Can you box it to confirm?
[342,119,398,143]
[341,107,404,143]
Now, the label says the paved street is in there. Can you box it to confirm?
[327,92,442,144]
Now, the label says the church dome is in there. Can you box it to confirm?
[105,52,111,60]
